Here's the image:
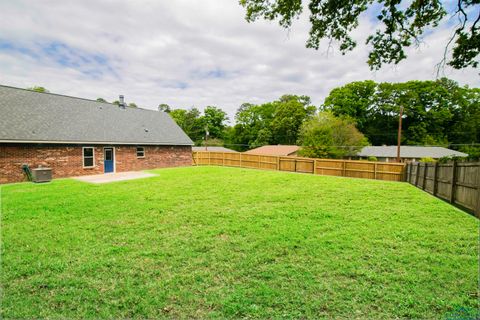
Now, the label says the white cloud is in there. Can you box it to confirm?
[0,0,478,122]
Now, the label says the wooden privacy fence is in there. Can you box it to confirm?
[406,161,480,217]
[193,151,406,182]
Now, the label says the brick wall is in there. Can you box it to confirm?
[0,144,192,184]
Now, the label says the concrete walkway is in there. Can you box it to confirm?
[74,171,157,184]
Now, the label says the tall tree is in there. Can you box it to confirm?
[227,95,316,150]
[169,108,206,144]
[240,0,479,70]
[270,95,316,144]
[297,112,368,159]
[204,106,228,139]
[323,78,479,146]
[158,103,171,113]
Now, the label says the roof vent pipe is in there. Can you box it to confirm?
[119,95,125,109]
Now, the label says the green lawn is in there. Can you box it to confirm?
[1,166,478,319]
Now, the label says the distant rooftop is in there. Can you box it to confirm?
[358,146,468,158]
[245,145,300,156]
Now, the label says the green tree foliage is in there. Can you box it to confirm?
[169,108,207,144]
[128,103,138,108]
[240,0,479,70]
[204,106,228,139]
[297,112,369,159]
[27,86,49,93]
[96,98,108,103]
[323,78,480,146]
[158,104,171,113]
[227,95,316,150]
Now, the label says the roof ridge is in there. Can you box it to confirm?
[0,84,115,105]
[0,84,161,113]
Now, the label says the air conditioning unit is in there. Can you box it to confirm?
[32,168,52,183]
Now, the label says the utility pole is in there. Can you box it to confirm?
[205,126,209,151]
[397,105,404,163]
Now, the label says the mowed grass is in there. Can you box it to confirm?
[1,166,478,319]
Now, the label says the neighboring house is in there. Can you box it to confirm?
[357,146,468,162]
[192,146,237,152]
[0,85,193,184]
[245,145,301,156]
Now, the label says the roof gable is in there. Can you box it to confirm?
[0,85,193,145]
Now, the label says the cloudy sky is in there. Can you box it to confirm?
[0,0,478,122]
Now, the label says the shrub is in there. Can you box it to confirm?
[420,157,435,163]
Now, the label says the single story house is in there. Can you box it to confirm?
[245,145,301,156]
[0,85,193,184]
[192,146,237,152]
[357,146,468,162]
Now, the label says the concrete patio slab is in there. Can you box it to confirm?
[74,171,157,184]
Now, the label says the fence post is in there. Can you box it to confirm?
[239,153,242,168]
[277,156,280,171]
[415,162,420,187]
[342,161,346,176]
[475,168,480,218]
[222,152,225,166]
[433,162,439,196]
[449,160,457,203]
[374,163,377,180]
[406,163,410,183]
[258,155,261,169]
[422,163,428,190]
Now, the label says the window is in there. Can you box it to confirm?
[136,147,145,158]
[83,147,95,168]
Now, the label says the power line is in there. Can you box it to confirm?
[203,143,480,148]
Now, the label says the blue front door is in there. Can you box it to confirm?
[104,148,114,173]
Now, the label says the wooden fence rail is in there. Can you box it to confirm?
[193,151,406,182]
[406,161,480,218]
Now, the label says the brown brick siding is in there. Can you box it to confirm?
[0,144,192,184]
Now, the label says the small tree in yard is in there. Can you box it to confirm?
[298,112,368,159]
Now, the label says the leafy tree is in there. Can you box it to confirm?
[158,103,171,113]
[297,112,369,159]
[128,103,138,108]
[227,95,316,150]
[271,95,316,144]
[204,106,228,139]
[323,78,479,146]
[96,98,108,103]
[27,86,49,93]
[112,100,120,105]
[228,102,277,150]
[323,80,376,132]
[169,108,206,144]
[240,0,479,70]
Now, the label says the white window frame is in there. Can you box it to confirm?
[136,146,145,158]
[82,147,95,168]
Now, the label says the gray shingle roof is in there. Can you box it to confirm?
[358,146,468,158]
[0,85,193,145]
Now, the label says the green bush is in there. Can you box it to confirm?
[419,157,435,163]
[459,145,480,161]
[367,156,378,162]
